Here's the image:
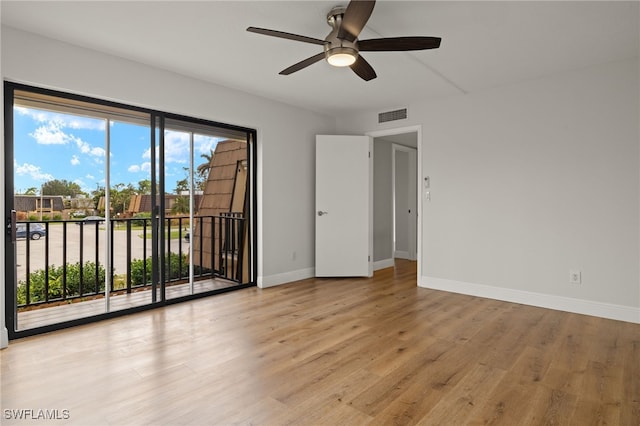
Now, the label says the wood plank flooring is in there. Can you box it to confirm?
[1,260,638,425]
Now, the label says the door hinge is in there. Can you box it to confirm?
[368,151,371,158]
[368,255,370,262]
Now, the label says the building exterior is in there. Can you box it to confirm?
[125,194,204,217]
[14,195,64,219]
[193,140,248,281]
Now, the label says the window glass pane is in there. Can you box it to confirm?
[13,103,110,329]
[108,119,153,312]
[12,93,153,329]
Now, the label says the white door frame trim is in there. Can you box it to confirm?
[366,125,422,283]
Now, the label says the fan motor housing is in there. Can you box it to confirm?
[324,5,359,61]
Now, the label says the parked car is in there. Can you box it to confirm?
[76,216,105,225]
[16,223,46,240]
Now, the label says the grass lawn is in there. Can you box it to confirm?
[140,229,187,240]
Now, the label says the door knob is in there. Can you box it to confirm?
[317,211,328,216]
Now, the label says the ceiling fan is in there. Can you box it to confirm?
[247,0,441,81]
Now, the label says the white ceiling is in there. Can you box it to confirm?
[2,1,638,117]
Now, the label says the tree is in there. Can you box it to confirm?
[171,196,189,215]
[197,150,214,178]
[42,179,84,197]
[174,178,189,194]
[91,185,105,214]
[137,179,152,195]
[23,187,38,195]
[110,183,136,214]
[176,167,206,194]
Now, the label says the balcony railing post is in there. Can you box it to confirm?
[79,223,84,296]
[166,218,171,283]
[43,223,50,302]
[201,216,206,277]
[94,222,100,295]
[178,217,183,280]
[25,223,31,306]
[143,218,148,287]
[126,219,132,294]
[62,222,67,299]
[110,220,115,293]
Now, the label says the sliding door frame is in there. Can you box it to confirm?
[3,82,258,339]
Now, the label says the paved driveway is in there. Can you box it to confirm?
[13,223,190,283]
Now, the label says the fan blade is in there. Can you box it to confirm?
[350,55,377,81]
[247,27,325,46]
[338,0,376,42]
[280,52,326,75]
[359,36,442,51]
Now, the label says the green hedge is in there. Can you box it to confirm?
[18,253,212,306]
[130,252,210,286]
[17,261,106,305]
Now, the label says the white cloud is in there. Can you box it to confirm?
[86,174,95,180]
[194,135,219,155]
[163,131,189,164]
[74,138,105,158]
[14,161,54,182]
[138,132,215,165]
[30,122,69,145]
[128,161,151,173]
[24,108,106,164]
[30,120,106,166]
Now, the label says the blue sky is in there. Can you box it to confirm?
[13,106,220,194]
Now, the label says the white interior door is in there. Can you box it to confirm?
[316,135,372,277]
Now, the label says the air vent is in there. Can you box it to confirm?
[378,108,408,123]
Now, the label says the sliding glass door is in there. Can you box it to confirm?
[162,118,250,300]
[4,83,256,338]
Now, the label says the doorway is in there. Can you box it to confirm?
[369,126,421,281]
[392,144,417,261]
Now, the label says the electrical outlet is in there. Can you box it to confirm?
[569,270,581,284]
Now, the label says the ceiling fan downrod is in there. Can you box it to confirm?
[325,6,358,67]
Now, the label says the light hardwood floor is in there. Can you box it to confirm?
[1,260,638,425]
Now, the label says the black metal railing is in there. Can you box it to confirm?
[15,214,246,309]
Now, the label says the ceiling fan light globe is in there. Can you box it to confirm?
[325,47,358,67]
[328,53,356,67]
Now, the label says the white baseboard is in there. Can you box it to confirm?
[1,327,8,349]
[420,276,640,324]
[374,258,395,271]
[394,250,409,259]
[258,267,315,288]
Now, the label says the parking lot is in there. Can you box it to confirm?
[13,223,189,283]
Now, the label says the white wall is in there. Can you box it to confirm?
[0,27,336,344]
[338,58,640,323]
